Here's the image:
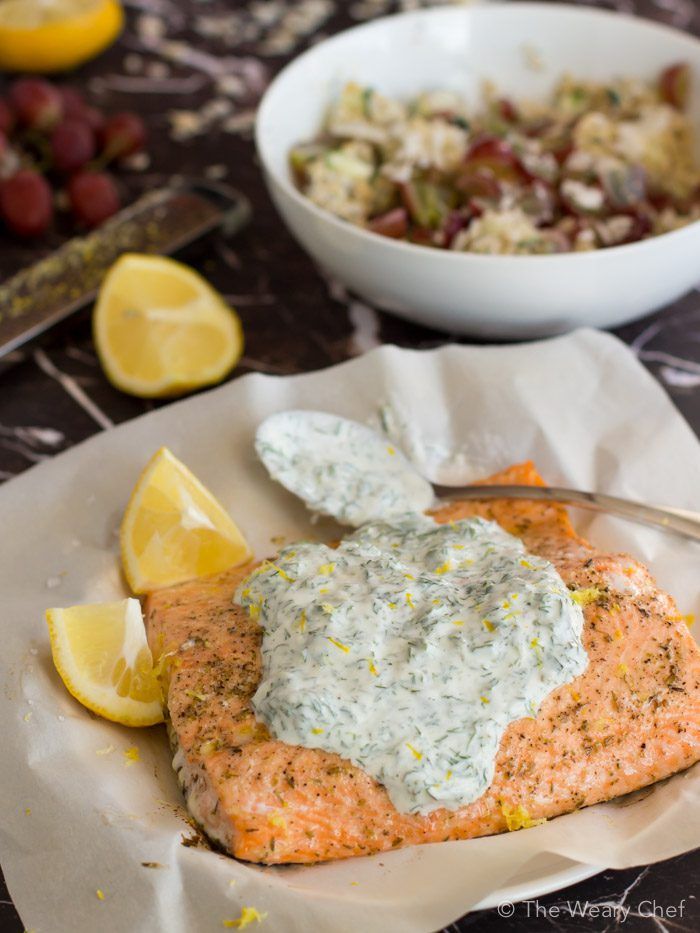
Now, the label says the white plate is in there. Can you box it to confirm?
[1,331,698,933]
[476,856,601,911]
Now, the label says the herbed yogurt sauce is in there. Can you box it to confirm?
[236,511,588,815]
[255,410,434,527]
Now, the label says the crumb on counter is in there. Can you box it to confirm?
[222,906,268,929]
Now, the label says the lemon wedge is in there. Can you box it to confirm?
[0,0,124,73]
[121,446,252,594]
[93,254,243,398]
[46,598,164,726]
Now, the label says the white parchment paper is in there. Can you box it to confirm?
[1,329,698,933]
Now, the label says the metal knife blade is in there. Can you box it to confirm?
[0,180,251,363]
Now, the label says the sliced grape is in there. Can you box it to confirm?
[441,208,473,248]
[498,98,519,122]
[658,63,690,110]
[455,167,501,201]
[464,136,528,183]
[367,207,408,238]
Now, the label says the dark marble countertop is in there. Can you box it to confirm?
[1,1,699,930]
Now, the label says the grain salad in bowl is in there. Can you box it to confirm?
[256,4,700,334]
[290,66,700,255]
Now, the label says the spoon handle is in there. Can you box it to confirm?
[432,484,700,544]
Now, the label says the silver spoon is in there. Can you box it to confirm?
[432,484,700,544]
[256,410,700,543]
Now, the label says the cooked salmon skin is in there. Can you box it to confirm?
[145,462,700,864]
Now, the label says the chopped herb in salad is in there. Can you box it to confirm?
[289,64,700,254]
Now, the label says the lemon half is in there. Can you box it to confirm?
[46,598,164,726]
[94,254,243,398]
[121,447,252,594]
[0,0,124,73]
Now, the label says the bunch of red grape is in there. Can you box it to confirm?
[0,77,147,238]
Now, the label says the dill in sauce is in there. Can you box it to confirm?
[255,410,434,527]
[236,513,588,814]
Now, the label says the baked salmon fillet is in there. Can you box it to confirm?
[144,462,700,864]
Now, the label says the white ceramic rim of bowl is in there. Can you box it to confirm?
[256,1,700,265]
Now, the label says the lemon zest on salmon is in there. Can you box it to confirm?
[434,561,452,575]
[298,611,307,633]
[684,613,695,627]
[268,812,287,831]
[452,619,464,627]
[501,803,547,831]
[480,695,490,704]
[405,592,415,609]
[185,689,207,702]
[318,563,335,575]
[519,559,534,569]
[311,727,324,735]
[367,658,378,676]
[386,446,396,455]
[570,587,603,607]
[405,742,422,760]
[482,618,495,632]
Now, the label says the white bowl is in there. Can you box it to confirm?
[256,2,700,338]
